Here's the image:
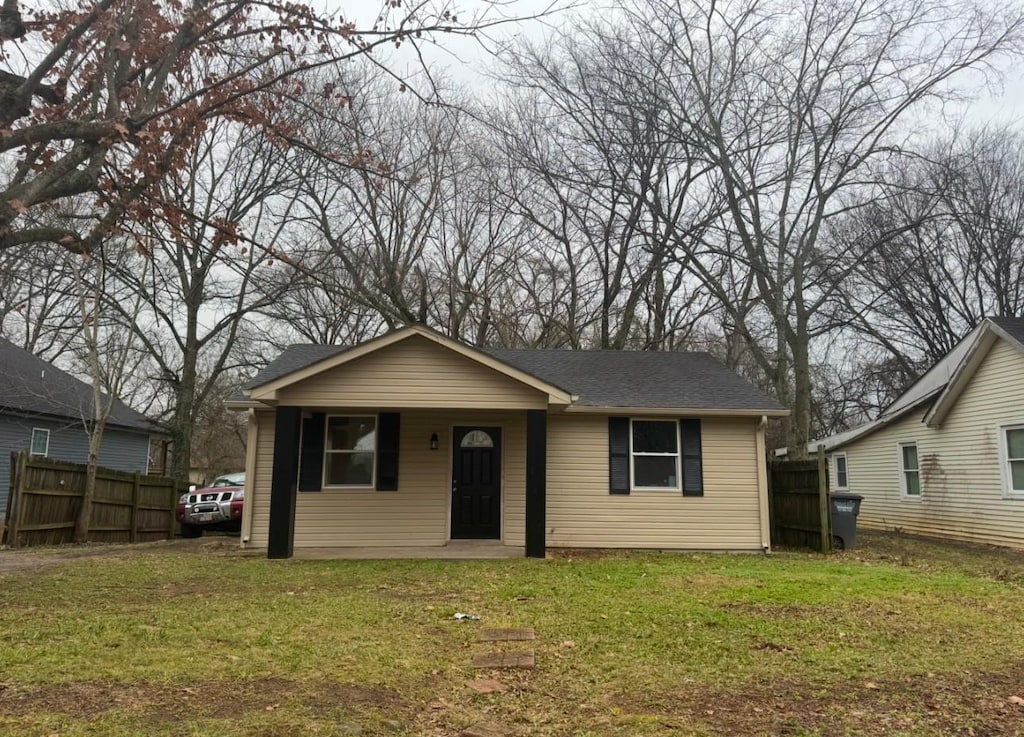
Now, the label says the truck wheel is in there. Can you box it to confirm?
[181,523,203,539]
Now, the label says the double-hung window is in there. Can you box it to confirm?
[323,416,376,487]
[899,442,921,497]
[1002,424,1024,497]
[630,419,680,490]
[834,453,849,490]
[30,428,49,457]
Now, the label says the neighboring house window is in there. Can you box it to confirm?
[630,419,680,490]
[323,415,376,487]
[898,442,921,497]
[30,428,50,456]
[1002,424,1024,497]
[833,453,849,490]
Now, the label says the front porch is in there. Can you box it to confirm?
[252,406,548,559]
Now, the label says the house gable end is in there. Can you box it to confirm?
[925,322,1024,428]
[248,326,571,407]
[270,334,555,410]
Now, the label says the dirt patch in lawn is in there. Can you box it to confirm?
[852,531,1024,583]
[373,586,464,601]
[0,538,246,576]
[609,660,1024,736]
[0,677,409,724]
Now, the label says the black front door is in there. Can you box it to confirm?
[451,427,502,539]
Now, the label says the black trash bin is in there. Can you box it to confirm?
[830,492,864,550]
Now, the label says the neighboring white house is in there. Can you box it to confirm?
[811,317,1024,549]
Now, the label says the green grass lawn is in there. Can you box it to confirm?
[1,532,1023,736]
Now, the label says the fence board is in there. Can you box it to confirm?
[2,451,185,548]
[768,451,832,552]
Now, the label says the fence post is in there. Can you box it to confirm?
[766,453,777,546]
[130,472,141,543]
[817,444,830,554]
[8,451,29,549]
[167,483,178,540]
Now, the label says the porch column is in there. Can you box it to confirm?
[268,406,301,559]
[525,409,547,558]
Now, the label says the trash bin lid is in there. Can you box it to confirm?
[830,492,864,501]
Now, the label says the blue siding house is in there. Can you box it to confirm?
[0,340,157,522]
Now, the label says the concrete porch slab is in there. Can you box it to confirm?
[292,541,526,560]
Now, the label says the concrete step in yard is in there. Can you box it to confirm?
[471,627,537,669]
[471,651,536,669]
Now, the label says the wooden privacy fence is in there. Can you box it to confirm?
[768,448,832,553]
[3,451,187,548]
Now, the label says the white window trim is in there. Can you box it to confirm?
[897,441,921,500]
[29,428,50,457]
[998,422,1024,500]
[322,414,378,489]
[833,452,849,491]
[628,418,681,491]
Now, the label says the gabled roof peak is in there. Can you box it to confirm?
[238,324,786,414]
[810,316,1024,451]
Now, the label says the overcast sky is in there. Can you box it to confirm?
[319,0,1024,128]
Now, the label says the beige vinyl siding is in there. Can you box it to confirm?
[546,414,765,550]
[247,409,526,549]
[834,338,1024,548]
[276,335,547,409]
[248,410,274,548]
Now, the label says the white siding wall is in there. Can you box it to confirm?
[833,339,1024,548]
[247,409,526,549]
[546,414,765,550]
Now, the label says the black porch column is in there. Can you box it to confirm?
[268,406,301,559]
[525,409,547,558]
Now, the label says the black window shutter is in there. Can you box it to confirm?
[608,416,630,495]
[680,418,704,496]
[376,412,401,491]
[298,412,326,492]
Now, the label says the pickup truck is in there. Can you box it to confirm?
[176,473,245,538]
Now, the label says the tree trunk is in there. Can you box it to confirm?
[170,401,194,483]
[73,422,104,543]
[787,316,813,459]
[170,352,197,483]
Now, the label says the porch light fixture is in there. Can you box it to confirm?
[430,432,439,450]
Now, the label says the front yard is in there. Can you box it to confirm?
[1,533,1023,736]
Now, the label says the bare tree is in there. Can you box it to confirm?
[606,0,1024,454]
[68,245,147,542]
[0,244,80,358]
[102,120,303,480]
[493,25,716,349]
[1,0,532,256]
[838,128,1024,370]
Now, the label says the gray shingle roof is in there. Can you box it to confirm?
[490,349,784,411]
[243,344,350,390]
[0,340,156,433]
[990,316,1024,345]
[244,340,784,412]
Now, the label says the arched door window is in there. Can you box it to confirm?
[460,430,495,448]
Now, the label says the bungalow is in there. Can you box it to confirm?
[228,325,788,558]
[813,317,1024,549]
